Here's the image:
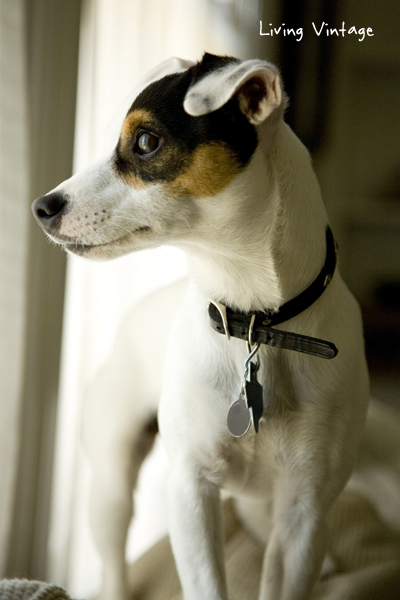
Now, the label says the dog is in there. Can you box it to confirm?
[32,53,370,600]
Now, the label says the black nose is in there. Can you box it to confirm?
[32,192,68,230]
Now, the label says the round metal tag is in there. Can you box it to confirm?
[227,397,251,438]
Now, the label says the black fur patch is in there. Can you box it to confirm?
[114,54,258,185]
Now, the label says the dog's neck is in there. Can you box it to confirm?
[181,121,329,314]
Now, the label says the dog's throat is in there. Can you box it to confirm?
[209,226,338,360]
[210,226,339,437]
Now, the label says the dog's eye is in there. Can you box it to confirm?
[136,132,160,156]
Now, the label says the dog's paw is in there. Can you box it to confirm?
[319,552,337,580]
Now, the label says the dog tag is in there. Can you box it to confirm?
[245,362,264,432]
[227,393,251,438]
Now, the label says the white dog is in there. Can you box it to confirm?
[32,54,369,600]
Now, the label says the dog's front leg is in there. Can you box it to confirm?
[259,516,328,600]
[258,479,329,600]
[167,461,228,600]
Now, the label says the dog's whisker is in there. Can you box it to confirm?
[181,215,192,233]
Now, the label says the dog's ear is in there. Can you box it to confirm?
[184,59,283,125]
[138,57,195,87]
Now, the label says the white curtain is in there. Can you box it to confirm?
[0,0,29,575]
[47,1,273,596]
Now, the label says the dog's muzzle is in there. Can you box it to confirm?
[31,191,68,233]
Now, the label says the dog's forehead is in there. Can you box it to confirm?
[125,70,194,142]
[103,59,193,155]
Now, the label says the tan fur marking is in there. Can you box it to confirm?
[118,109,155,190]
[118,112,240,195]
[120,109,154,145]
[119,170,150,190]
[170,143,240,197]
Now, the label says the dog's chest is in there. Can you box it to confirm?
[199,416,292,497]
[164,289,304,493]
[190,348,298,496]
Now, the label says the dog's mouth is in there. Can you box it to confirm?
[63,226,151,256]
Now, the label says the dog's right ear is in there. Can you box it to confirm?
[138,57,195,87]
[184,57,284,126]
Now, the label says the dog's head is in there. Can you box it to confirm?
[32,53,285,260]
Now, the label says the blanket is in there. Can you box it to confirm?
[0,580,73,600]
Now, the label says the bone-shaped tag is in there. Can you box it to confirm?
[245,362,264,432]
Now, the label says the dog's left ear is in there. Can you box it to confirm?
[184,59,282,125]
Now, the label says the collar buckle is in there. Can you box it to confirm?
[208,300,231,340]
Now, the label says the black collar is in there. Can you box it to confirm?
[208,226,338,359]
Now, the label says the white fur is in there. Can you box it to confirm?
[40,57,370,600]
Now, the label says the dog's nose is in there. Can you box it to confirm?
[32,192,68,230]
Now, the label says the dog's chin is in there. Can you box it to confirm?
[63,227,152,261]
